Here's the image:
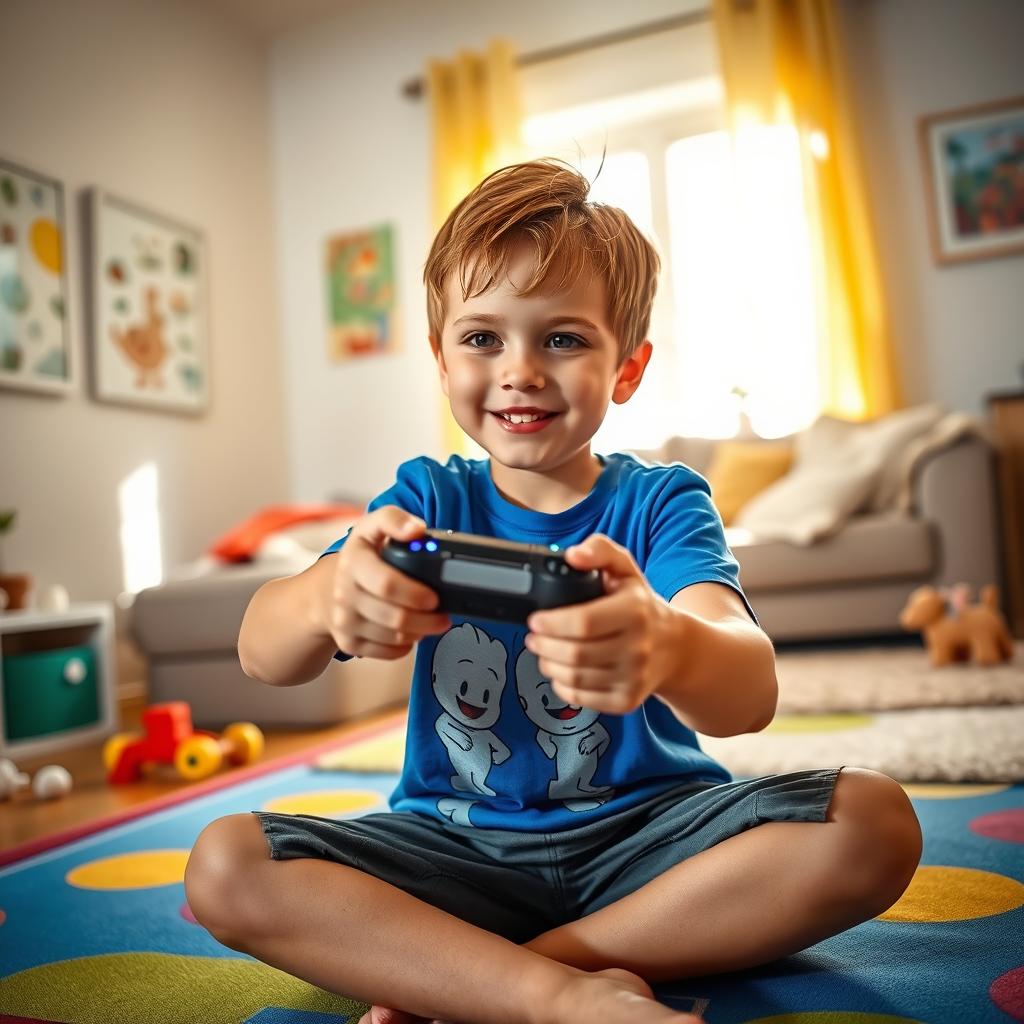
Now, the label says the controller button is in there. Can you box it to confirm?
[545,558,560,573]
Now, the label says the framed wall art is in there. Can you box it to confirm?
[919,95,1024,265]
[86,189,208,413]
[0,157,72,395]
[324,223,398,362]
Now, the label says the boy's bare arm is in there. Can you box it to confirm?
[237,558,345,686]
[237,506,450,687]
[655,582,778,738]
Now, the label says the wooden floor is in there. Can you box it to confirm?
[0,697,402,852]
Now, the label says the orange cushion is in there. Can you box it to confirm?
[207,504,364,562]
[705,441,794,525]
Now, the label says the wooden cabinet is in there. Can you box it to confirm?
[987,391,1024,637]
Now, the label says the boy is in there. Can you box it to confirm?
[185,159,922,1024]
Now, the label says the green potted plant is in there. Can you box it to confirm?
[0,509,31,611]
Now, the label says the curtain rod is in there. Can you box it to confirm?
[401,8,711,99]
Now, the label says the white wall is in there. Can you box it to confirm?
[843,0,1024,414]
[269,0,704,505]
[0,0,289,604]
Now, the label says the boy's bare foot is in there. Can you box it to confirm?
[356,967,702,1024]
[552,968,702,1024]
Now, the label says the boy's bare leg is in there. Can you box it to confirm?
[184,813,702,1024]
[524,768,923,981]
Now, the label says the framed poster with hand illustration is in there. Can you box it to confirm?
[919,95,1024,265]
[86,189,209,414]
[0,156,72,395]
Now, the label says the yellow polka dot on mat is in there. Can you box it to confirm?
[766,714,873,733]
[315,732,405,773]
[741,1014,923,1024]
[66,850,190,890]
[900,783,1010,799]
[263,789,384,817]
[878,865,1024,922]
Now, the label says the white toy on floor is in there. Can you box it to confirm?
[32,763,73,800]
[0,757,73,800]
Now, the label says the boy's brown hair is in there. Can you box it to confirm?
[423,157,661,365]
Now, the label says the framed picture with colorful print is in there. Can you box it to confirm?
[0,157,72,395]
[919,95,1024,265]
[85,189,209,414]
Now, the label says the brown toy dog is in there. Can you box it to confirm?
[899,583,1015,667]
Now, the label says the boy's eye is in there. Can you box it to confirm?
[548,333,584,350]
[461,332,585,350]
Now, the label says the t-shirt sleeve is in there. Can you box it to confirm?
[642,468,759,626]
[319,457,433,661]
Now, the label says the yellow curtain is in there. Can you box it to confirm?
[711,0,902,420]
[426,38,526,456]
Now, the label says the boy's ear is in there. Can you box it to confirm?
[611,340,653,405]
[429,334,450,397]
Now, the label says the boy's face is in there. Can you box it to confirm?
[429,245,651,476]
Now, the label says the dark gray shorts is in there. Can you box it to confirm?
[254,767,842,943]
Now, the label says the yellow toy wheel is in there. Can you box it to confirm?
[174,735,223,781]
[223,722,265,765]
[102,733,140,773]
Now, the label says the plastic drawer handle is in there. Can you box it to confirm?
[63,657,87,685]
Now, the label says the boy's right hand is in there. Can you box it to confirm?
[318,506,450,660]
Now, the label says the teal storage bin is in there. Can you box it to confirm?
[1,644,101,743]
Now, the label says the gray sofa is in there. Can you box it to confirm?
[130,432,1000,727]
[630,431,1000,642]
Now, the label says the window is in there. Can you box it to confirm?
[666,126,819,439]
[520,27,820,446]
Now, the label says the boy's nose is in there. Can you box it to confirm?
[499,352,545,390]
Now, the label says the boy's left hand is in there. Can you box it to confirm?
[524,534,680,714]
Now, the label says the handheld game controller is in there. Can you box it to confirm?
[381,529,604,624]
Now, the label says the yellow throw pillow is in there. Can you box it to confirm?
[705,440,794,525]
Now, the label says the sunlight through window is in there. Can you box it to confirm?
[118,462,164,595]
[666,127,819,438]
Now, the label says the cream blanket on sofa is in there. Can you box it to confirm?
[730,406,994,545]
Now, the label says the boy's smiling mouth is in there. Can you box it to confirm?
[490,406,560,433]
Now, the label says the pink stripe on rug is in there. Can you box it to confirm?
[0,710,406,868]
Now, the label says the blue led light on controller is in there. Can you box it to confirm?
[549,543,560,551]
[425,540,438,552]
[409,540,423,552]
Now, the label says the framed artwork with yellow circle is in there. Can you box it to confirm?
[0,156,72,395]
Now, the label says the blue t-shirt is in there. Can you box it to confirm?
[322,451,755,832]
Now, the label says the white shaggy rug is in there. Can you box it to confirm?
[699,706,1024,783]
[773,642,1024,712]
[699,642,1024,782]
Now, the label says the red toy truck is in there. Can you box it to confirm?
[104,701,264,784]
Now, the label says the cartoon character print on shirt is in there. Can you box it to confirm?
[515,646,614,812]
[431,622,511,826]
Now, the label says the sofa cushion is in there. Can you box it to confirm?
[705,440,794,524]
[727,513,934,591]
[131,558,312,656]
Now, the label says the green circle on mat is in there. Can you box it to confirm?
[766,713,874,733]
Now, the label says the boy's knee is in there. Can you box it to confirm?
[185,813,269,946]
[828,768,922,909]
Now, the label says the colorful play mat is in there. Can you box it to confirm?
[0,713,1021,1024]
